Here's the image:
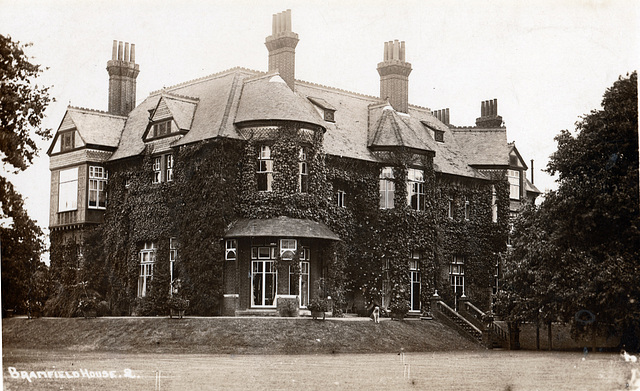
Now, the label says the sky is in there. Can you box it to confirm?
[1,0,638,263]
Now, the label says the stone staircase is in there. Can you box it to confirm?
[433,300,483,343]
[429,294,508,349]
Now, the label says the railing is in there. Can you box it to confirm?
[464,301,484,319]
[489,322,507,341]
[436,300,482,340]
[462,300,507,343]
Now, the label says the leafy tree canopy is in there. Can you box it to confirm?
[1,34,52,173]
[502,72,639,350]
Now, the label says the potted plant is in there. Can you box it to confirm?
[168,296,189,319]
[78,297,98,318]
[307,298,328,320]
[389,299,409,321]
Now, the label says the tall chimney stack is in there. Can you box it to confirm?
[107,40,140,116]
[265,9,299,91]
[377,40,412,113]
[475,98,503,127]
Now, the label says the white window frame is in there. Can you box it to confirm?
[88,166,108,210]
[257,145,273,192]
[280,239,297,260]
[407,168,425,211]
[153,157,162,184]
[58,167,79,212]
[507,169,521,200]
[170,238,178,295]
[251,246,277,308]
[450,255,465,297]
[290,257,310,307]
[379,167,395,209]
[138,242,157,298]
[299,148,309,193]
[410,251,421,312]
[464,200,470,221]
[337,190,346,208]
[491,185,498,223]
[165,154,174,182]
[225,239,237,260]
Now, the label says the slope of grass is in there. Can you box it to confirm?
[2,317,481,354]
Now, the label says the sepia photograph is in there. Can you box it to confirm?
[1,0,638,389]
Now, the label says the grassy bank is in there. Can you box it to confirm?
[2,316,480,354]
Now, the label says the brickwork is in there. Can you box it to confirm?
[265,10,299,91]
[107,41,139,116]
[377,40,412,113]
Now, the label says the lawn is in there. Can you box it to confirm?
[3,349,635,390]
[2,316,479,354]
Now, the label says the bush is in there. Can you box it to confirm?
[277,297,299,317]
[96,301,110,317]
[307,298,328,312]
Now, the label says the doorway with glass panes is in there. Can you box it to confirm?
[251,246,277,307]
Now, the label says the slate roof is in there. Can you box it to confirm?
[451,128,510,167]
[49,107,125,154]
[368,105,434,154]
[111,68,259,160]
[105,66,504,180]
[234,74,325,128]
[525,177,541,195]
[225,216,341,241]
[161,93,198,130]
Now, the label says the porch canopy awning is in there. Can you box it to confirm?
[225,216,341,241]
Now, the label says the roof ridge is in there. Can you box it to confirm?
[149,67,264,95]
[451,125,506,130]
[68,106,127,118]
[296,79,381,101]
[161,91,200,103]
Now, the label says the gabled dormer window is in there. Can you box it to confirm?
[434,129,444,143]
[60,131,75,152]
[307,96,336,123]
[152,120,172,138]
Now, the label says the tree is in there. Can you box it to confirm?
[1,177,50,316]
[502,72,639,350]
[0,34,53,316]
[1,34,53,172]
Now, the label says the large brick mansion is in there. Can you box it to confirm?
[48,10,539,317]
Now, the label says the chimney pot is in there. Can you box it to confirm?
[481,101,485,117]
[272,14,277,35]
[400,41,406,62]
[124,42,130,62]
[117,41,123,61]
[393,40,399,60]
[493,98,498,116]
[285,9,292,32]
[445,108,450,125]
[130,44,136,63]
[112,40,117,60]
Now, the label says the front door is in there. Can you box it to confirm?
[410,258,421,312]
[251,246,277,307]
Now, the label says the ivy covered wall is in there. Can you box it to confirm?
[47,124,509,316]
